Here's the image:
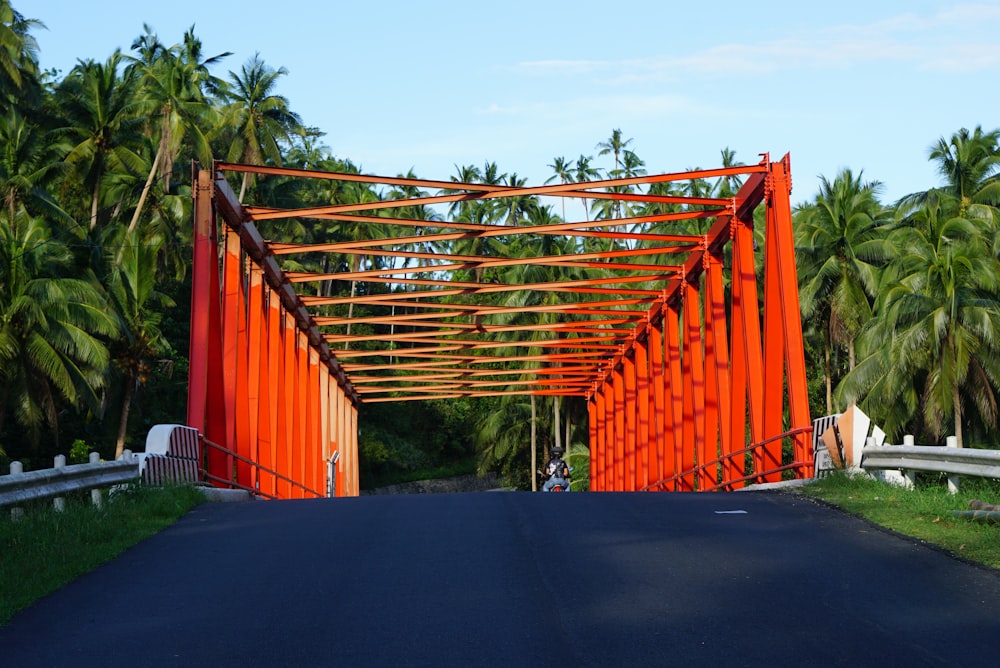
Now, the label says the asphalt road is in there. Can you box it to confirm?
[3,491,1000,667]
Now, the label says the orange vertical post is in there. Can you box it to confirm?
[306,348,318,495]
[705,253,733,488]
[233,253,252,491]
[264,295,282,497]
[649,321,667,488]
[664,300,684,490]
[246,267,265,493]
[601,379,615,492]
[294,330,308,497]
[623,351,637,492]
[769,156,813,475]
[635,336,651,490]
[613,364,626,491]
[731,214,765,487]
[221,229,243,486]
[189,168,227,485]
[681,281,703,491]
[279,310,295,497]
[701,269,720,491]
[588,395,597,490]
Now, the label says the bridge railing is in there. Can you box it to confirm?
[200,437,326,500]
[641,426,814,492]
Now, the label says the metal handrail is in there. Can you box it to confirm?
[640,425,814,492]
[200,437,325,499]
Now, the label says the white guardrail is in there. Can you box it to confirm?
[861,435,1000,493]
[813,410,1000,493]
[0,451,139,510]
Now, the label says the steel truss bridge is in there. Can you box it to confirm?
[186,154,812,498]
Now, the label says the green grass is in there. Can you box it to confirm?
[800,472,1000,570]
[0,483,204,626]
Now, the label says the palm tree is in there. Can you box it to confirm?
[713,147,745,198]
[124,25,219,236]
[446,163,482,220]
[596,129,633,218]
[840,192,1000,447]
[58,51,144,231]
[928,126,1000,216]
[545,155,573,221]
[796,169,891,412]
[0,213,115,449]
[222,53,303,199]
[497,172,538,225]
[573,154,601,221]
[475,394,536,489]
[105,229,175,457]
[0,107,71,226]
[596,128,632,177]
[486,207,579,483]
[0,1,42,110]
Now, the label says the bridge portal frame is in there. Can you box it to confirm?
[185,154,810,497]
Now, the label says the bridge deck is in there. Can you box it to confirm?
[4,492,999,665]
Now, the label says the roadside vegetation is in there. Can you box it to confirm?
[801,472,1000,570]
[0,483,204,626]
[3,0,1000,491]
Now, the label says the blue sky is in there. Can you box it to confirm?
[25,1,1000,205]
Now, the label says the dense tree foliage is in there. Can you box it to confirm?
[3,1,1000,484]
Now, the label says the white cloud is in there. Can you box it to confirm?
[516,3,1000,82]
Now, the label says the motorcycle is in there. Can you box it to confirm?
[539,466,573,492]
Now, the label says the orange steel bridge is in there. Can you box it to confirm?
[186,153,812,497]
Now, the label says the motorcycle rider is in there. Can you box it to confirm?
[541,446,571,491]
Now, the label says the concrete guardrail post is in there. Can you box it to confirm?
[946,436,959,494]
[902,435,917,488]
[89,452,103,508]
[9,461,24,520]
[53,454,66,512]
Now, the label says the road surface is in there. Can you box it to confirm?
[3,491,1000,666]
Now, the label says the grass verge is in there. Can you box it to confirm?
[799,472,1000,570]
[0,483,204,626]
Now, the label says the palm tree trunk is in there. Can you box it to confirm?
[125,134,166,238]
[89,174,101,231]
[553,396,562,451]
[530,394,538,492]
[343,255,362,348]
[115,376,136,459]
[954,381,964,448]
[344,283,356,350]
[824,337,833,415]
[565,413,571,452]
